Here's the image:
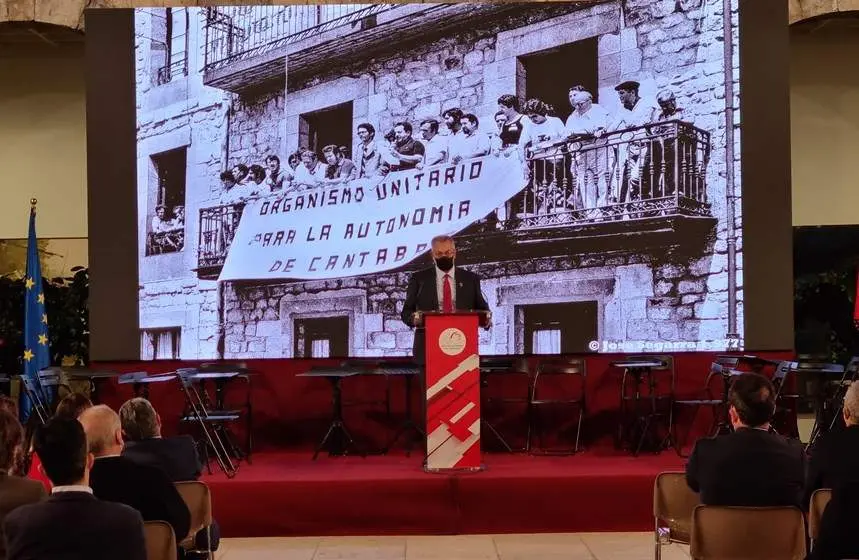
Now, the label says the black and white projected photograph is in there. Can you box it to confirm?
[134,1,743,360]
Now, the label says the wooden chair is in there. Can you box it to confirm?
[809,488,832,546]
[690,505,806,559]
[653,472,699,560]
[143,521,177,560]
[175,481,214,558]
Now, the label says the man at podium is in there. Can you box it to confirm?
[400,234,490,364]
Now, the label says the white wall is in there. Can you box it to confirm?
[790,25,859,226]
[0,43,87,239]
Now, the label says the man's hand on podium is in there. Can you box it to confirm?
[411,311,423,327]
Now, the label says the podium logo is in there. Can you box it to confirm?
[438,328,467,356]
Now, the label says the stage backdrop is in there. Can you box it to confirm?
[132,1,748,360]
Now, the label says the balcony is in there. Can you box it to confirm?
[195,122,715,278]
[201,4,577,91]
[197,203,244,279]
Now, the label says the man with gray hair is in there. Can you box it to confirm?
[120,398,202,482]
[120,398,220,556]
[805,380,859,560]
[79,404,190,544]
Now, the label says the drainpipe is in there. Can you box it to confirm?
[722,0,738,339]
[216,281,226,360]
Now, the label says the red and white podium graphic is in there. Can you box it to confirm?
[423,311,483,472]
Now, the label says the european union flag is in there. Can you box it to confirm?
[20,204,50,422]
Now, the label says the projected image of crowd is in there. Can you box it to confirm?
[150,79,701,255]
[216,80,690,203]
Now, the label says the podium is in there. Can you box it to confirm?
[422,311,487,472]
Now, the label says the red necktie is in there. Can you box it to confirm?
[442,274,453,313]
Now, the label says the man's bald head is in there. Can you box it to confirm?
[78,404,123,456]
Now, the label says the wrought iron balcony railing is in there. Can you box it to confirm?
[197,203,244,274]
[147,230,185,256]
[203,4,394,73]
[512,121,711,230]
[194,122,711,276]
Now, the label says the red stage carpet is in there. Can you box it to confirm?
[203,450,684,538]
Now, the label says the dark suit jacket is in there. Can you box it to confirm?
[686,427,805,508]
[400,266,489,363]
[0,475,46,559]
[121,436,220,550]
[90,456,191,542]
[4,491,145,560]
[122,436,202,482]
[806,426,859,560]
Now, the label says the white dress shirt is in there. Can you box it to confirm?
[422,134,448,166]
[609,98,657,131]
[52,484,93,495]
[565,103,611,135]
[435,266,456,311]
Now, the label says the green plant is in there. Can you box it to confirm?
[0,267,89,374]
[794,266,859,363]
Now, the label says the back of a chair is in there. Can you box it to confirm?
[536,357,586,377]
[809,488,832,541]
[175,481,212,545]
[654,472,699,543]
[143,521,177,560]
[690,505,806,560]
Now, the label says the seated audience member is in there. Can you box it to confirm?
[79,405,191,543]
[0,410,46,559]
[120,398,220,554]
[4,418,146,560]
[0,396,16,416]
[805,381,859,560]
[686,373,805,508]
[28,393,93,491]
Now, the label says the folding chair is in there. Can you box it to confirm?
[175,481,214,558]
[808,488,832,549]
[529,357,586,454]
[143,521,177,560]
[176,369,238,478]
[653,472,699,560]
[690,505,806,559]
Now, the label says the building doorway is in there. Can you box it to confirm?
[299,101,353,159]
[519,38,599,123]
[294,316,349,358]
[521,301,599,354]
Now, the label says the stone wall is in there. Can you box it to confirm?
[0,0,849,31]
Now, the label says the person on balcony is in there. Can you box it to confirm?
[264,155,288,192]
[565,86,610,137]
[293,149,326,187]
[565,87,611,211]
[496,94,528,150]
[418,119,448,168]
[606,81,657,206]
[150,206,171,235]
[390,121,425,172]
[449,114,489,165]
[322,145,357,184]
[651,89,691,199]
[519,99,570,213]
[441,107,464,138]
[356,123,382,179]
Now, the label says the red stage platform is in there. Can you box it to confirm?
[203,450,685,538]
[94,351,792,538]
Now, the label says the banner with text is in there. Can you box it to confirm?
[219,155,525,281]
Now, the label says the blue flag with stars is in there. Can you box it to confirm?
[21,205,50,422]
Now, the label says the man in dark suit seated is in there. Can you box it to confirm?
[805,381,859,559]
[119,397,220,554]
[686,373,805,508]
[400,234,491,365]
[79,405,191,544]
[4,417,146,560]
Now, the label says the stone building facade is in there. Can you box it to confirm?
[135,1,743,360]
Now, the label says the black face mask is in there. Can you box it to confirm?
[435,257,454,272]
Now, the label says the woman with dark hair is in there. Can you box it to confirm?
[0,410,46,558]
[27,393,93,491]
